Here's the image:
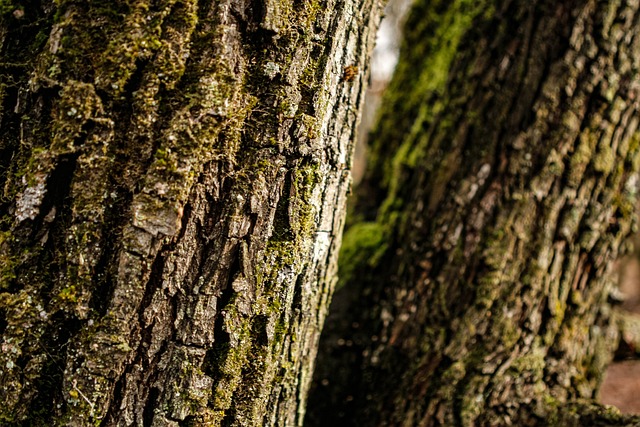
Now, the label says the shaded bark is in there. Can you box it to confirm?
[0,0,382,425]
[309,0,640,426]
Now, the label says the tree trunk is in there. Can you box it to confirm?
[308,0,640,425]
[0,0,382,425]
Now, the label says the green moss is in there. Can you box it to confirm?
[263,241,297,278]
[210,321,252,415]
[494,316,520,348]
[337,222,387,289]
[0,231,18,289]
[412,0,485,96]
[613,193,635,221]
[289,163,320,237]
[0,0,18,16]
[459,374,491,425]
[481,228,508,270]
[366,0,491,230]
[298,113,319,139]
[567,131,596,186]
[628,132,640,155]
[261,0,294,33]
[439,361,466,400]
[57,284,78,303]
[593,143,615,174]
[509,348,545,379]
[0,290,49,423]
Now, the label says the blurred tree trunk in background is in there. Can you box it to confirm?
[308,0,640,425]
[352,0,411,185]
[0,0,382,425]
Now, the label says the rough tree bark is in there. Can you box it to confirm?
[308,0,640,426]
[0,0,382,425]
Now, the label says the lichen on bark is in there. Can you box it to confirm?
[0,0,383,425]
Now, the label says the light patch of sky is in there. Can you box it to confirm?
[370,0,412,85]
[353,0,412,183]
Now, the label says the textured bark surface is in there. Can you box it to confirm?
[0,0,382,425]
[308,0,640,426]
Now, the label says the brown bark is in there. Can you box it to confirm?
[614,311,640,359]
[308,0,640,426]
[0,0,382,425]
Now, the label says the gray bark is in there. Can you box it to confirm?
[0,0,382,425]
[308,0,640,425]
